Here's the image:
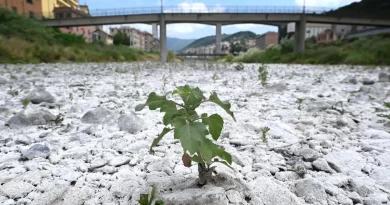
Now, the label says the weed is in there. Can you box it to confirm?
[69,93,73,101]
[22,99,31,108]
[115,68,128,74]
[138,186,164,205]
[258,64,268,87]
[297,98,304,110]
[212,72,217,83]
[136,85,235,186]
[235,63,244,71]
[261,127,270,144]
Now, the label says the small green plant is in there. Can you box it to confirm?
[136,85,235,185]
[297,98,304,110]
[8,86,19,97]
[139,186,164,205]
[26,70,33,75]
[161,75,168,93]
[235,63,244,71]
[378,102,390,120]
[330,101,345,115]
[22,99,31,108]
[258,64,268,87]
[115,68,128,74]
[261,127,270,144]
[69,93,73,101]
[212,72,217,83]
[384,102,390,109]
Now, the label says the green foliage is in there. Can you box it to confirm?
[22,99,31,108]
[297,98,304,110]
[384,102,390,109]
[235,63,244,71]
[136,85,235,178]
[258,64,268,87]
[211,72,217,83]
[139,186,164,205]
[115,68,129,73]
[261,127,270,144]
[280,36,294,54]
[167,51,176,62]
[113,31,130,46]
[0,8,157,63]
[225,54,234,63]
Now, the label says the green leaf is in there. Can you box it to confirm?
[146,92,171,110]
[187,110,199,121]
[176,122,207,154]
[199,138,232,164]
[202,114,223,140]
[384,102,390,109]
[173,85,205,108]
[135,103,146,111]
[139,194,149,205]
[150,128,173,153]
[192,155,202,163]
[160,101,177,125]
[208,92,236,121]
[155,200,164,205]
[149,186,156,205]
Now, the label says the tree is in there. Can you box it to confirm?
[113,31,130,46]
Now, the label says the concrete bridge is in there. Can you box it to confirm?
[40,6,390,62]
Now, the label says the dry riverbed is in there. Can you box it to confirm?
[0,63,390,205]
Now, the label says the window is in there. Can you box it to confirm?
[29,11,34,18]
[26,0,33,4]
[12,7,17,14]
[65,12,71,18]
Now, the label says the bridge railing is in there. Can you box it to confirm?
[37,6,332,20]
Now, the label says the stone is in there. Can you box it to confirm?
[25,88,55,104]
[0,76,9,84]
[375,152,390,167]
[30,183,69,205]
[370,167,390,190]
[349,178,375,197]
[89,159,107,170]
[320,140,332,148]
[297,148,321,162]
[313,158,335,173]
[249,177,301,205]
[336,194,353,205]
[363,197,382,205]
[25,109,56,125]
[347,191,362,204]
[117,112,144,133]
[275,171,301,182]
[14,135,32,145]
[81,107,114,124]
[342,76,358,84]
[7,113,32,129]
[226,190,242,204]
[108,156,130,167]
[22,144,50,159]
[161,185,229,205]
[362,78,375,85]
[268,83,288,92]
[325,150,365,174]
[378,72,390,82]
[0,180,35,198]
[295,178,327,204]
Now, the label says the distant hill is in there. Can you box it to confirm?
[327,0,390,19]
[223,31,256,42]
[182,31,256,51]
[167,37,195,52]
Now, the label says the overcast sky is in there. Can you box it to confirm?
[85,0,361,39]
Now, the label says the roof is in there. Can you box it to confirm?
[94,28,113,37]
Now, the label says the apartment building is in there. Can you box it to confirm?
[0,0,42,18]
[287,23,332,39]
[41,0,78,18]
[255,32,279,50]
[92,28,113,45]
[53,6,95,42]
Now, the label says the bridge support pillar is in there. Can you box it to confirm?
[160,16,167,63]
[216,24,222,54]
[294,15,306,53]
[152,23,158,39]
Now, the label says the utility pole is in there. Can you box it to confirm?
[303,0,306,14]
[161,0,163,13]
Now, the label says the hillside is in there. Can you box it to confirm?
[223,31,256,42]
[327,0,390,19]
[0,8,159,63]
[167,37,195,52]
[182,31,257,51]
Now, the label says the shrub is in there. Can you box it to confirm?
[225,53,234,62]
[136,85,235,185]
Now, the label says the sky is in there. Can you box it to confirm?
[82,0,361,39]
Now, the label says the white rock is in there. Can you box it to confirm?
[325,150,365,174]
[108,156,130,167]
[295,178,327,204]
[0,180,35,198]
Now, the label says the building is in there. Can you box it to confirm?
[317,24,387,43]
[255,32,279,50]
[317,29,334,43]
[41,0,79,18]
[53,6,95,42]
[287,23,332,39]
[0,0,42,18]
[92,28,113,45]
